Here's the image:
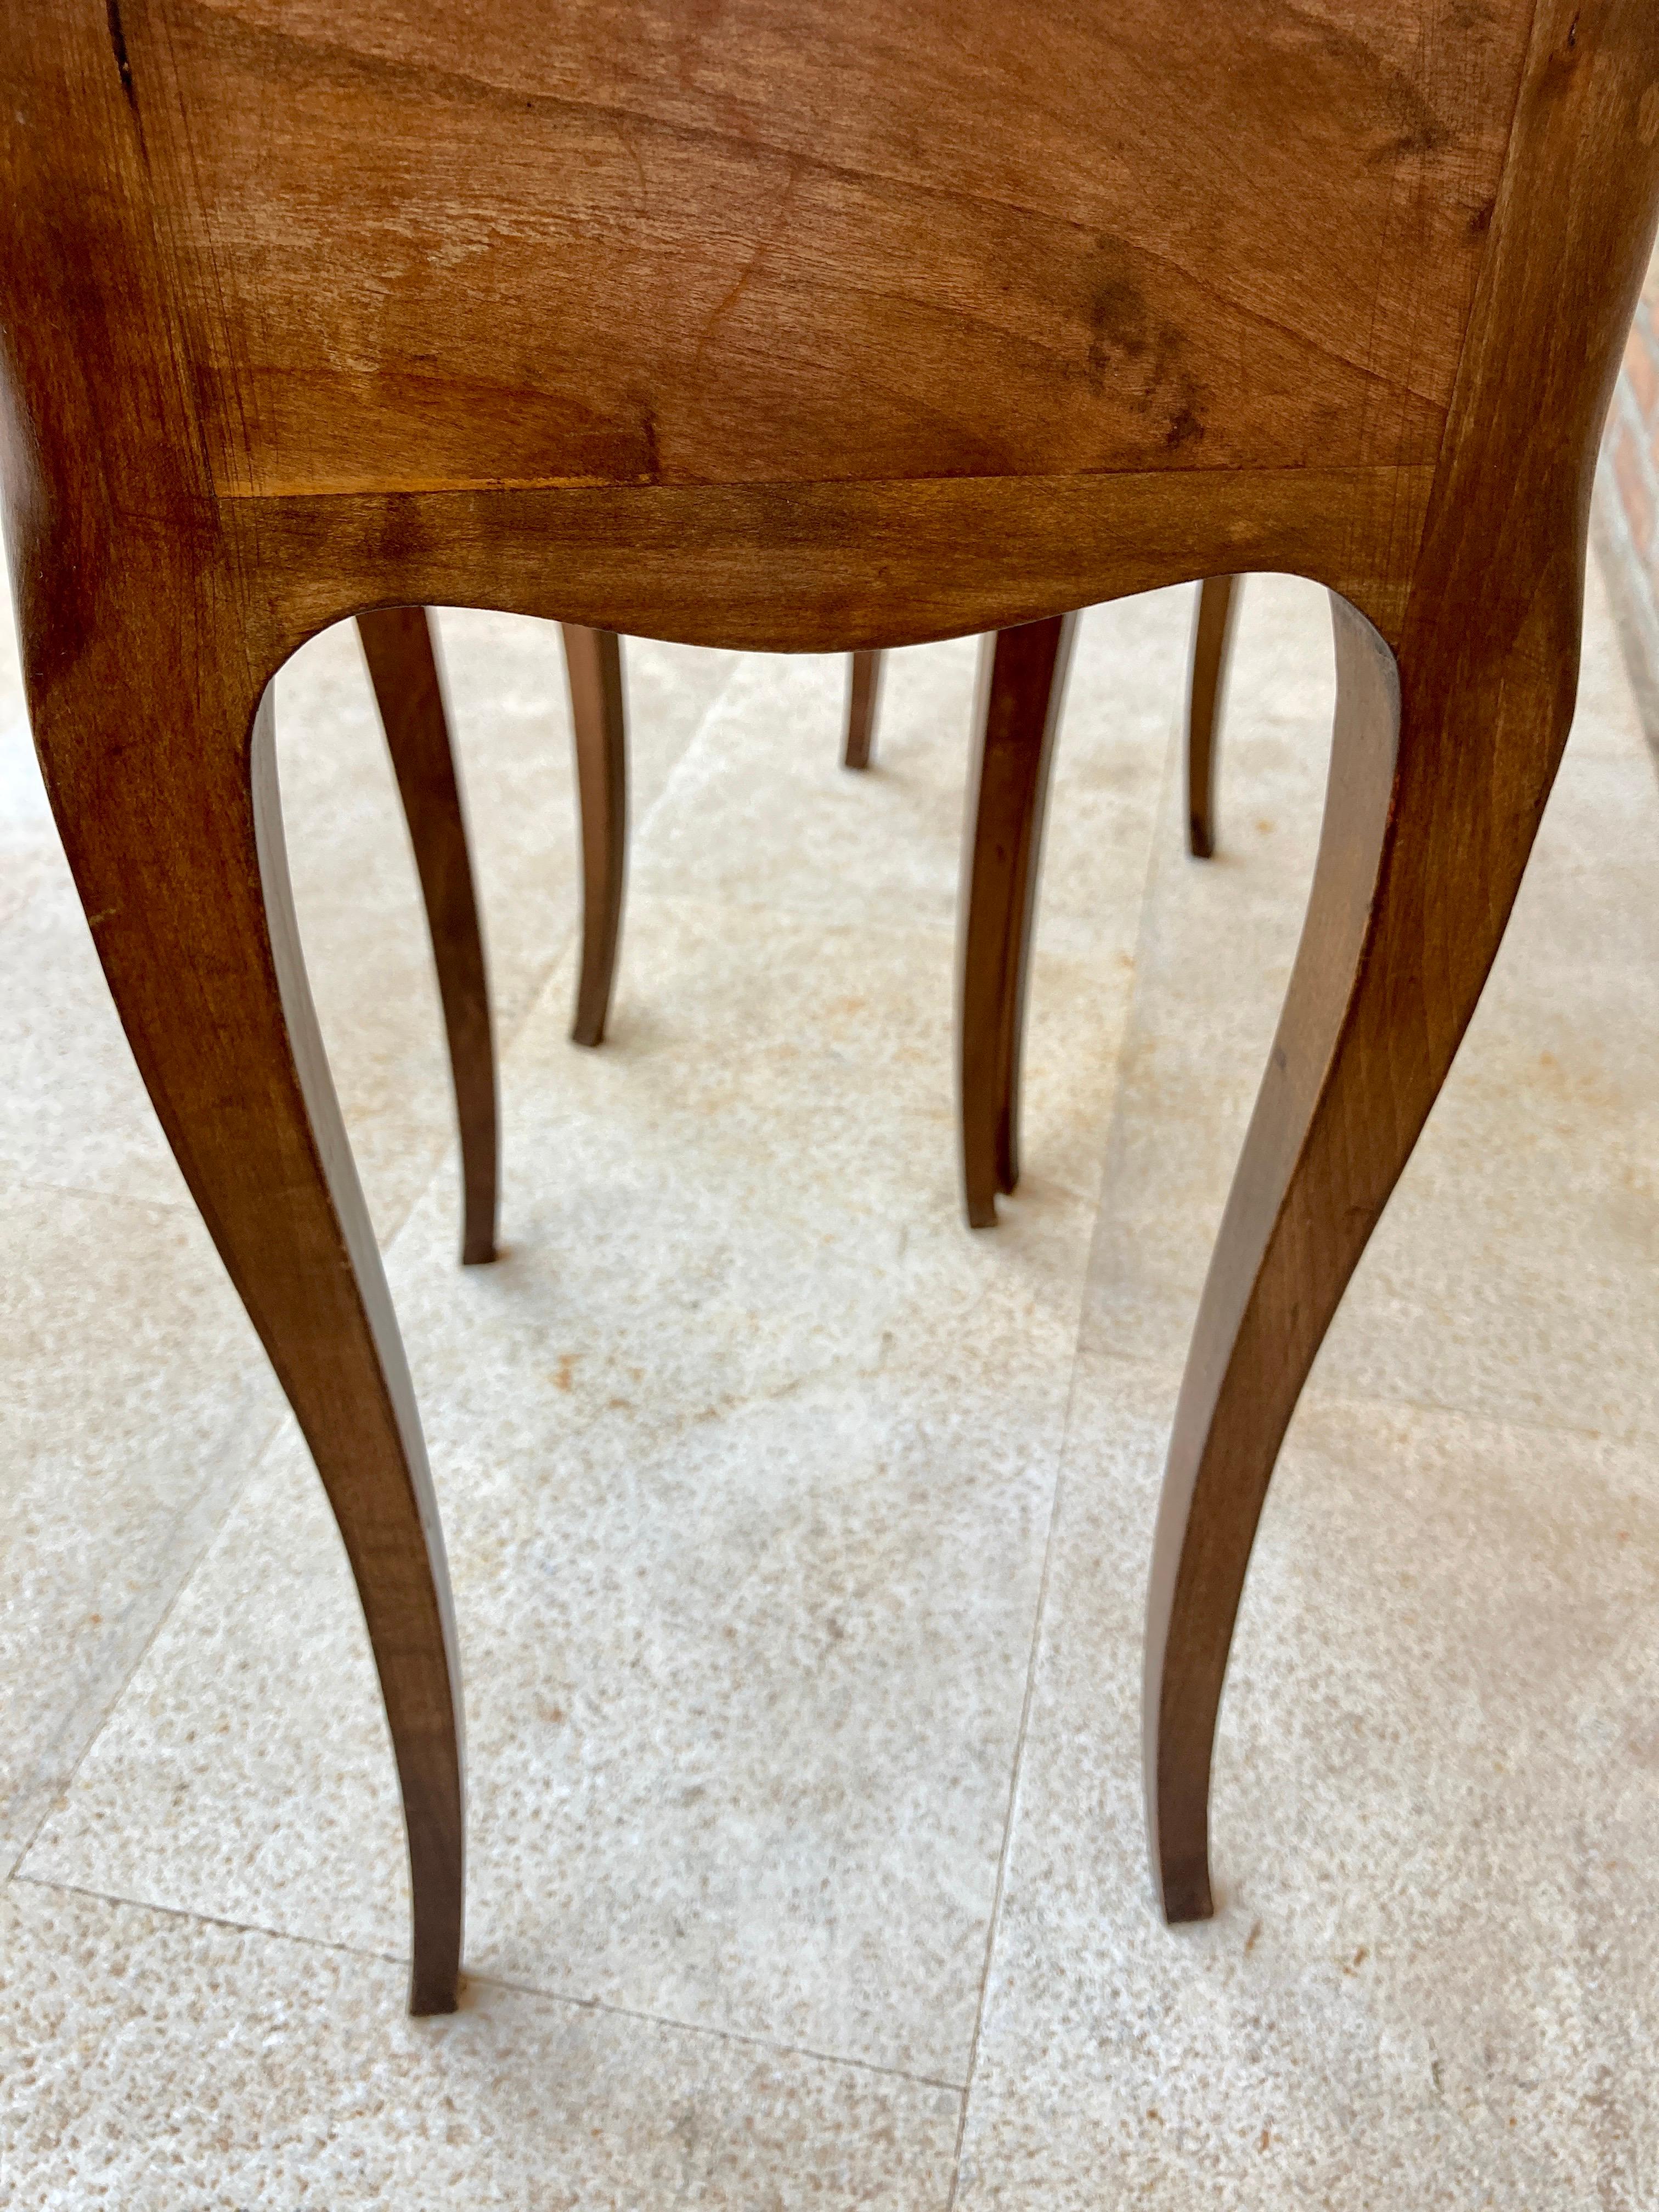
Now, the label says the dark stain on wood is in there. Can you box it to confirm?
[104,0,137,112]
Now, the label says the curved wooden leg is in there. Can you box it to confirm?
[1187,575,1238,859]
[958,615,1077,1228]
[358,607,498,1266]
[561,624,627,1048]
[32,607,465,2014]
[844,650,883,770]
[1144,586,1579,1925]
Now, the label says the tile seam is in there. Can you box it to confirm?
[4,1870,966,2098]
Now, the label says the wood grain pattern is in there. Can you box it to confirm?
[103,0,1531,664]
[32,621,466,2018]
[1143,0,1659,1923]
[958,616,1076,1227]
[1186,576,1238,860]
[5,0,1655,2007]
[358,606,498,1263]
[121,1,1519,501]
[234,465,1432,664]
[561,623,628,1047]
[843,650,882,771]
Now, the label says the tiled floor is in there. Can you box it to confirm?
[3,532,1657,2205]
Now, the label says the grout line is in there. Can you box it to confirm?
[3,1870,411,1966]
[944,667,1188,2207]
[377,648,748,1248]
[1066,635,1201,1318]
[1290,1378,1615,1449]
[7,1870,964,2097]
[4,1404,290,1880]
[1074,1342,1621,1457]
[0,1170,210,1222]
[943,1345,1084,2209]
[469,1967,967,2095]
[353,637,750,1252]
[3,658,753,1878]
[1590,469,1659,769]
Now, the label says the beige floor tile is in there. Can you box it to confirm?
[952,1354,1659,2208]
[0,1182,284,1868]
[0,602,740,1243]
[12,521,1654,2204]
[1082,572,1329,1366]
[0,1879,961,2210]
[0,864,200,1209]
[21,881,1125,2084]
[277,614,741,1250]
[20,1362,1058,2085]
[631,593,1186,963]
[0,843,58,936]
[507,890,1137,1226]
[631,642,976,932]
[0,589,50,877]
[431,611,744,1040]
[1569,543,1653,764]
[1083,563,1659,1442]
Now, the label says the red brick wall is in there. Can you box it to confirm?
[1597,246,1659,732]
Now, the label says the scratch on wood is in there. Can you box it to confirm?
[691,160,803,373]
[105,0,138,113]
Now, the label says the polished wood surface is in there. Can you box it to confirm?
[561,624,629,1047]
[108,2,1516,511]
[354,595,1067,1254]
[1186,577,1238,860]
[6,0,1656,2010]
[958,616,1077,1228]
[843,651,883,770]
[30,640,467,2016]
[1142,0,1659,1924]
[87,0,1542,664]
[357,607,498,1266]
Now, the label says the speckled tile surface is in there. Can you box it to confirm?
[0,1879,960,2210]
[951,1355,1659,2209]
[5,524,1659,2204]
[20,819,1144,2086]
[1084,560,1659,1446]
[0,1183,283,1870]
